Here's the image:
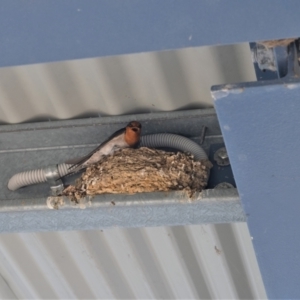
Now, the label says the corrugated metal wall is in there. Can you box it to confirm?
[0,224,266,299]
[0,44,267,299]
[0,43,254,124]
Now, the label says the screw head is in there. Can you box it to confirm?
[218,148,228,160]
[214,147,230,166]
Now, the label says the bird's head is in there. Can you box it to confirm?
[125,121,142,146]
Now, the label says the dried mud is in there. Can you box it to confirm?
[63,147,212,201]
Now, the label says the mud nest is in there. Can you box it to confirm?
[259,38,296,48]
[62,147,212,200]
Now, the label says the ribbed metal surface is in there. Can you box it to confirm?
[0,44,266,299]
[0,43,255,124]
[0,224,266,299]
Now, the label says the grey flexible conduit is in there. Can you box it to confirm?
[8,133,207,191]
[140,133,207,161]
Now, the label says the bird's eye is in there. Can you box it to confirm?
[131,128,138,132]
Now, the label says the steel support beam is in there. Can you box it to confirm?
[0,109,243,233]
[0,0,300,67]
[212,78,300,298]
[0,189,243,233]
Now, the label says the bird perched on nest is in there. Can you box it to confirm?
[64,121,142,175]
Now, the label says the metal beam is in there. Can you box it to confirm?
[0,189,243,233]
[212,78,300,299]
[1,0,300,67]
[0,109,243,233]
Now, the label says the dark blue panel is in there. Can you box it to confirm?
[1,0,300,66]
[212,79,300,299]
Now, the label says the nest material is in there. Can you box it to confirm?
[258,38,296,49]
[63,147,212,201]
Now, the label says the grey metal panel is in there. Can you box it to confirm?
[0,108,220,153]
[212,79,300,299]
[0,189,245,233]
[0,1,299,66]
[0,43,255,124]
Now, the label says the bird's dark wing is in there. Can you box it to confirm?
[65,127,126,170]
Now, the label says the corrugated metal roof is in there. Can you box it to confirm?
[0,43,266,299]
[0,43,255,124]
[0,224,266,299]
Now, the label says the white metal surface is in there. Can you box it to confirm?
[0,44,266,299]
[0,43,255,124]
[0,224,266,299]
